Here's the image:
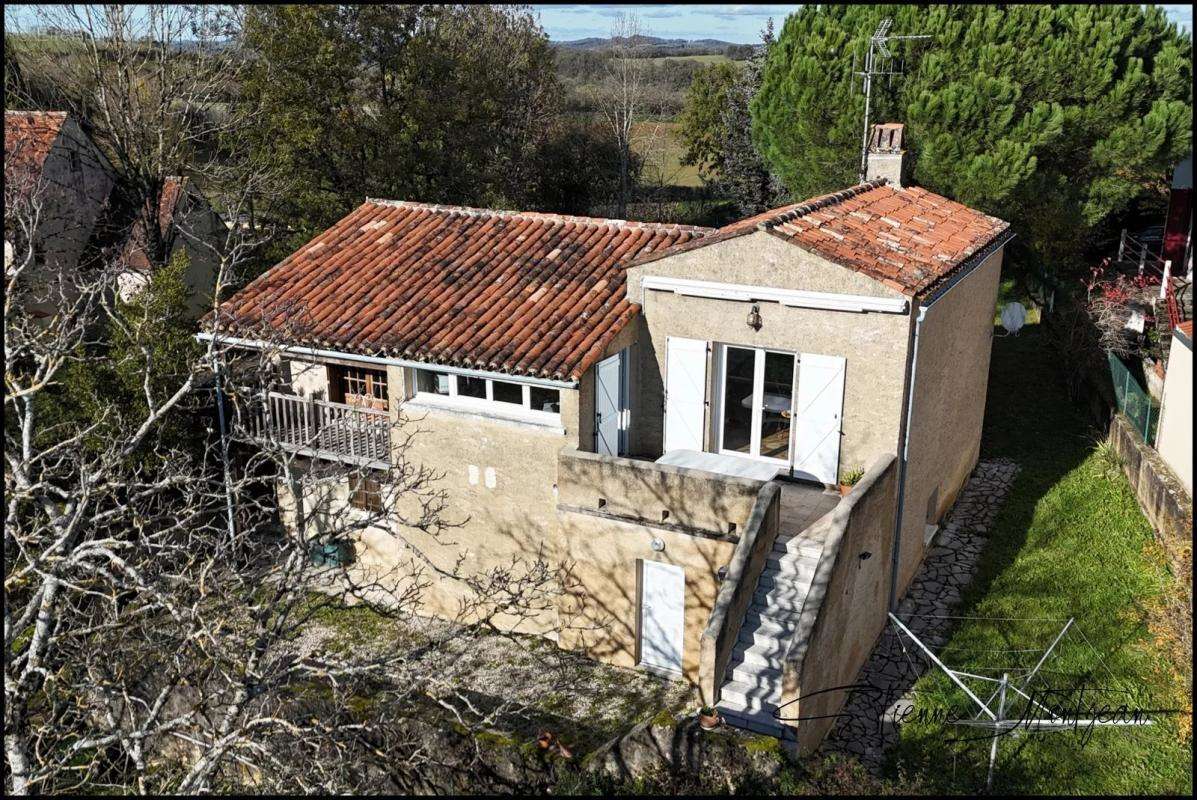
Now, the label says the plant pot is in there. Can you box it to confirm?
[698,709,721,730]
[838,483,853,496]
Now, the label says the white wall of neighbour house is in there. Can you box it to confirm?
[1156,333,1193,495]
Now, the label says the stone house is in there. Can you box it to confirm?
[4,110,224,319]
[205,124,1012,750]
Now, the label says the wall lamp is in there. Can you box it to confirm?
[746,304,763,331]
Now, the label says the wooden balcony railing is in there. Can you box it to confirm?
[250,391,391,467]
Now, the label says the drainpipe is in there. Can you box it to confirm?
[888,302,928,611]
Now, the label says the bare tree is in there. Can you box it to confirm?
[591,12,658,219]
[5,170,570,791]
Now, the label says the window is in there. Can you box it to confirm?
[416,369,450,396]
[410,368,562,424]
[349,473,384,512]
[530,386,560,413]
[492,380,523,405]
[332,365,388,409]
[457,375,487,399]
[68,148,81,174]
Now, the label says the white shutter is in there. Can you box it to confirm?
[663,337,708,453]
[793,353,846,484]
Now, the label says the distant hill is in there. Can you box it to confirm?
[553,35,751,57]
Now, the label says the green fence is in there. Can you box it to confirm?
[1107,352,1159,442]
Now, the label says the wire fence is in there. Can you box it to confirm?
[1107,352,1159,442]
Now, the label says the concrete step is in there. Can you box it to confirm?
[732,637,787,669]
[732,608,790,641]
[758,562,817,592]
[737,617,790,648]
[753,583,810,612]
[729,662,784,690]
[764,550,820,577]
[719,678,781,712]
[718,704,790,737]
[772,535,823,559]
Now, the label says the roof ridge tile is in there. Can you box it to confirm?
[364,198,715,235]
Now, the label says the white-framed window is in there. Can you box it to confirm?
[409,367,562,425]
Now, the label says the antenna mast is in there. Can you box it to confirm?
[855,19,929,183]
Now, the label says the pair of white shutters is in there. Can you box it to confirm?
[662,337,846,484]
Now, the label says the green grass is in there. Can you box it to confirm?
[891,327,1192,794]
[630,120,703,188]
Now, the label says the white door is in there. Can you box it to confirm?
[792,353,846,484]
[595,351,623,456]
[664,337,707,452]
[639,560,685,673]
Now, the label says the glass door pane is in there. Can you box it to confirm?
[759,352,795,461]
[720,346,755,454]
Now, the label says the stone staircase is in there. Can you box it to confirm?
[717,526,824,736]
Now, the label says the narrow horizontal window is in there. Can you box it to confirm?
[492,380,523,405]
[415,369,450,396]
[457,375,487,400]
[530,386,560,414]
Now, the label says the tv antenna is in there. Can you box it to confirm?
[853,19,929,182]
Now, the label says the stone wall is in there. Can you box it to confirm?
[1109,412,1193,545]
[778,454,899,754]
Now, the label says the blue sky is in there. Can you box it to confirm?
[5,4,1193,43]
[531,4,1194,43]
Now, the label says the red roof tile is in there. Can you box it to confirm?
[1177,320,1192,339]
[4,110,68,184]
[210,201,710,381]
[630,180,1011,297]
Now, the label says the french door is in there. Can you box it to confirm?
[717,345,796,464]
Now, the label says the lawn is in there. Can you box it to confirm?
[890,326,1192,794]
[630,120,704,188]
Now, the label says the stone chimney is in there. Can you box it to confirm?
[866,122,906,187]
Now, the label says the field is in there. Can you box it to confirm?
[630,119,703,188]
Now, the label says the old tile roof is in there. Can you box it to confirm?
[1176,320,1192,342]
[119,177,189,272]
[630,180,1011,297]
[210,200,710,381]
[4,110,68,182]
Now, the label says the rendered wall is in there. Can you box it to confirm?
[895,249,1002,595]
[779,454,899,753]
[624,231,912,476]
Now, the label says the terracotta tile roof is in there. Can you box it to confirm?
[119,177,189,272]
[630,180,1011,297]
[4,110,68,183]
[210,201,710,381]
[1176,320,1192,340]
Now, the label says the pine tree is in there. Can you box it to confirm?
[751,5,1192,278]
[719,19,786,216]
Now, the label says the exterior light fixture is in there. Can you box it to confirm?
[650,537,665,552]
[746,304,762,331]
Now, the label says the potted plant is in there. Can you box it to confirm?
[838,466,865,496]
[698,705,722,730]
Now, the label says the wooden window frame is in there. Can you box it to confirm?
[349,473,384,513]
[329,365,388,408]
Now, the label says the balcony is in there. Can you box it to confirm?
[251,391,391,468]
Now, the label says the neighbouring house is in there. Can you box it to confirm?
[115,175,228,319]
[1156,321,1192,495]
[205,123,1012,750]
[4,110,115,315]
[4,110,225,320]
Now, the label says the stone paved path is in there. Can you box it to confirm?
[821,458,1021,770]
